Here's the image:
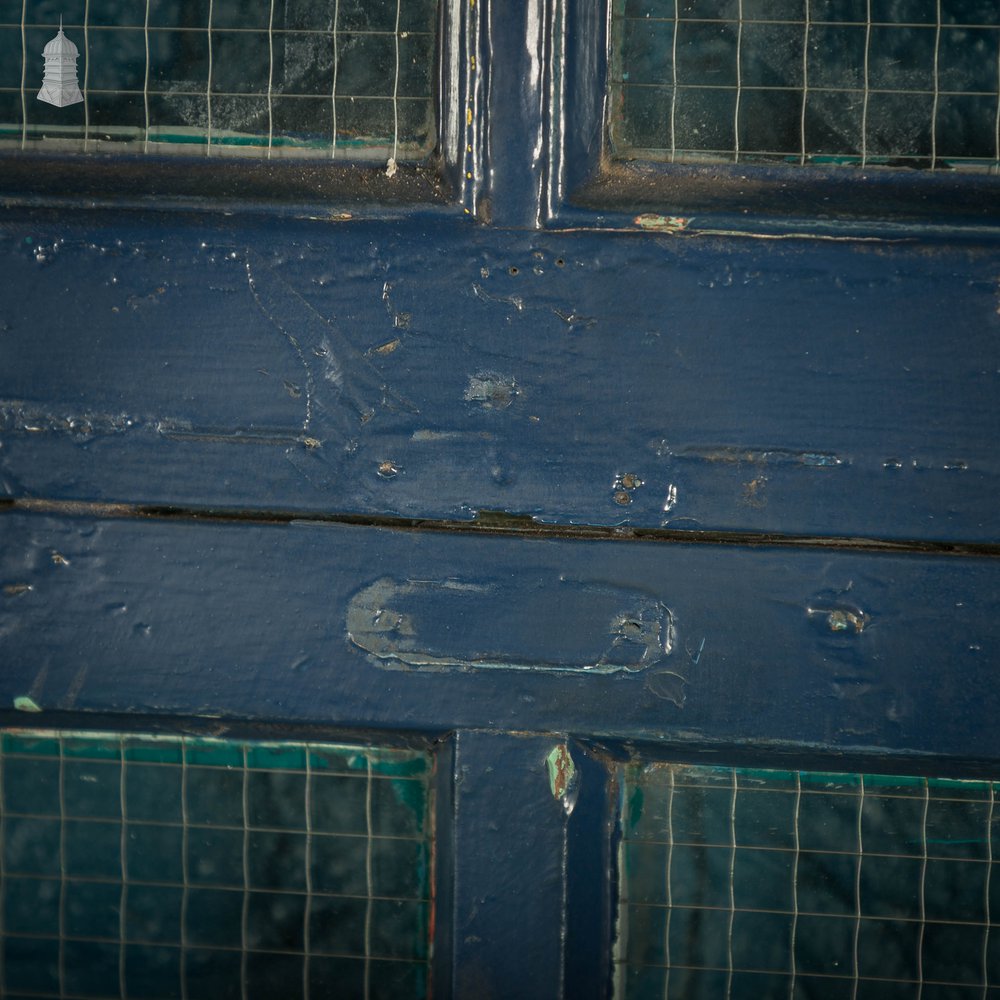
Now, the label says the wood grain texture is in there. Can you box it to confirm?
[1,209,997,543]
[2,511,998,761]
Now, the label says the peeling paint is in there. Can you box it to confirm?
[411,429,495,442]
[634,213,692,233]
[164,425,309,447]
[0,402,311,448]
[808,604,869,633]
[381,282,411,330]
[546,744,579,815]
[464,373,518,410]
[742,476,768,508]
[613,473,643,506]
[670,445,845,468]
[0,401,139,438]
[890,457,976,472]
[806,583,870,635]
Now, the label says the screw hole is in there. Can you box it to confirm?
[555,258,565,267]
[508,266,519,276]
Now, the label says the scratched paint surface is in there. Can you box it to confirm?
[1,212,998,542]
[1,512,999,757]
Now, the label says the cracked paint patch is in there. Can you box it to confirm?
[464,373,518,410]
[808,603,869,634]
[634,213,691,233]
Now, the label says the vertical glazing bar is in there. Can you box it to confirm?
[916,779,929,999]
[118,737,129,997]
[266,0,276,156]
[789,771,802,999]
[930,0,941,168]
[57,737,67,997]
[240,744,250,1000]
[364,755,374,1000]
[180,739,190,1000]
[984,783,995,999]
[726,769,737,1000]
[994,33,1000,173]
[0,736,5,988]
[669,0,679,162]
[451,733,567,997]
[799,0,810,164]
[851,776,865,1000]
[18,0,27,149]
[330,0,340,158]
[206,0,214,153]
[460,0,476,210]
[388,0,403,172]
[303,746,313,1000]
[860,0,871,166]
[732,0,744,163]
[82,0,91,150]
[663,767,675,1000]
[143,0,151,151]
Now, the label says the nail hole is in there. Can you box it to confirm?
[508,266,519,276]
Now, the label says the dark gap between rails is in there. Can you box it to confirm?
[3,496,1000,559]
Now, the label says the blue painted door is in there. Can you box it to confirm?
[1,1,999,996]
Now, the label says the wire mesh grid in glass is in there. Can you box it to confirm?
[609,0,1000,172]
[616,762,1000,999]
[0,729,434,999]
[0,0,438,160]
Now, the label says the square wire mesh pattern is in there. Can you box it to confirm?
[0,0,437,159]
[0,729,433,999]
[609,0,1000,172]
[617,763,1000,999]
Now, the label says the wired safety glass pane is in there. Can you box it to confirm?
[0,730,433,999]
[0,0,437,160]
[609,0,1000,172]
[617,762,1000,999]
